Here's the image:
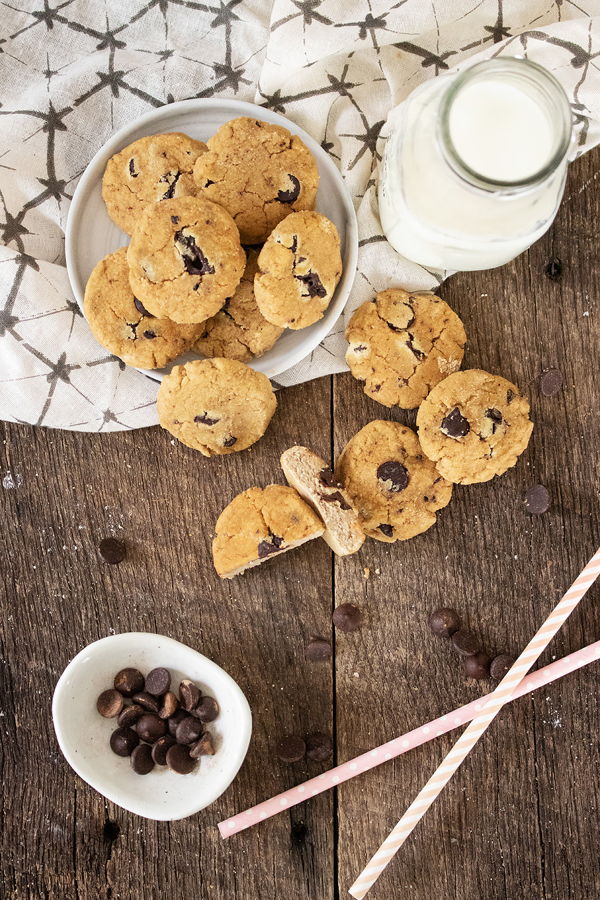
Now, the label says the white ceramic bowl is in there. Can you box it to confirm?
[52,632,252,821]
[65,98,358,381]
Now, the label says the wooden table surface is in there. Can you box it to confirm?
[1,149,599,900]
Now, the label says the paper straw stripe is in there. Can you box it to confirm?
[348,548,600,899]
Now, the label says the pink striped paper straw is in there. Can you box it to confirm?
[349,547,600,899]
[218,639,600,839]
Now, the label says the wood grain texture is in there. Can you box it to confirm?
[1,151,598,900]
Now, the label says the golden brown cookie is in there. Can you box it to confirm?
[193,249,283,361]
[193,117,319,243]
[156,358,276,456]
[416,369,534,484]
[213,484,325,578]
[254,211,342,330]
[102,132,207,235]
[83,248,201,369]
[345,289,466,409]
[127,196,245,324]
[336,420,452,542]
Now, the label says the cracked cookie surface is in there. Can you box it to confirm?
[213,484,324,578]
[127,195,245,324]
[193,117,319,244]
[345,289,466,409]
[156,358,276,456]
[254,211,342,330]
[335,420,452,542]
[193,249,283,361]
[102,132,208,235]
[416,369,534,484]
[83,248,201,369]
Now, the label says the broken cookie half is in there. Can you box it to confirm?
[280,446,365,556]
[213,484,325,579]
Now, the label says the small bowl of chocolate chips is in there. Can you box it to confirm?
[52,632,252,820]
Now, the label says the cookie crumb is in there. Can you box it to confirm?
[363,567,370,579]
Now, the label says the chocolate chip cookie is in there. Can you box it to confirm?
[335,420,453,542]
[416,369,534,484]
[213,484,325,578]
[193,249,283,361]
[84,248,201,369]
[127,196,245,324]
[193,117,319,244]
[254,211,342,330]
[156,358,276,456]
[102,132,208,235]
[345,289,466,409]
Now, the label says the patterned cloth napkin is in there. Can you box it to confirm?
[1,1,599,431]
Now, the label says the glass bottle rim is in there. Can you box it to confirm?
[438,57,573,192]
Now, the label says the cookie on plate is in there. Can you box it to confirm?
[336,420,453,543]
[213,484,325,578]
[254,211,342,330]
[83,248,201,369]
[193,249,283,362]
[157,358,276,456]
[102,132,207,235]
[416,369,533,484]
[280,446,364,557]
[193,117,319,244]
[127,196,245,324]
[345,289,466,409]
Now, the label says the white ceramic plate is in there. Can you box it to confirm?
[66,98,358,381]
[52,632,252,821]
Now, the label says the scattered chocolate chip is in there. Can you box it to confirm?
[175,716,203,745]
[194,412,220,425]
[524,484,551,515]
[174,229,215,276]
[96,689,124,718]
[190,732,215,758]
[296,271,326,298]
[151,734,176,766]
[320,490,351,510]
[166,743,197,774]
[463,652,491,680]
[490,654,515,680]
[428,608,461,638]
[539,368,563,396]
[193,696,219,723]
[171,215,180,224]
[544,257,562,280]
[258,534,284,558]
[128,158,138,177]
[131,743,155,775]
[110,727,139,757]
[143,330,156,339]
[441,407,470,439]
[451,629,480,656]
[405,337,425,360]
[506,389,514,404]
[305,638,332,662]
[276,734,306,763]
[319,467,340,488]
[133,298,151,316]
[306,732,333,762]
[117,704,145,728]
[158,691,179,719]
[136,714,167,744]
[145,667,171,697]
[114,668,144,697]
[179,680,201,712]
[378,523,393,537]
[377,460,409,493]
[161,170,180,199]
[99,537,126,564]
[167,708,189,737]
[332,603,362,633]
[277,173,301,203]
[131,692,160,714]
[486,408,503,433]
[223,436,237,447]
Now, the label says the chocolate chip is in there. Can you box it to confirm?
[490,654,515,680]
[167,708,189,737]
[161,170,180,199]
[428,608,461,638]
[277,173,300,203]
[194,412,220,425]
[117,704,144,728]
[306,732,333,762]
[151,734,176,766]
[276,734,306,763]
[332,603,362,632]
[377,461,409,493]
[463,652,491,680]
[171,215,180,224]
[179,679,201,712]
[96,689,124,718]
[539,368,563,396]
[544,257,562,280]
[441,407,470,438]
[319,467,340,488]
[136,713,167,744]
[320,490,351,510]
[204,179,215,187]
[193,696,219,723]
[507,389,514,404]
[114,668,144,697]
[131,692,160,714]
[143,330,156,339]
[524,484,551,515]
[166,743,197,774]
[128,158,138,177]
[175,716,203,745]
[174,229,215,276]
[305,638,332,662]
[258,534,283,558]
[131,743,155,775]
[144,667,171,697]
[405,337,425,360]
[223,436,237,447]
[133,298,151,316]
[190,732,215,758]
[110,727,139,757]
[378,523,393,537]
[486,408,503,433]
[99,537,126,564]
[296,271,326,298]
[158,691,179,719]
[451,629,480,656]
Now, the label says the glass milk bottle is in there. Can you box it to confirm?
[378,58,573,272]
